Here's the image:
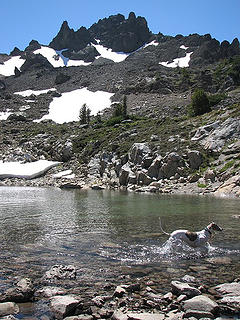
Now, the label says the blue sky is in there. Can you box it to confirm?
[1,0,239,54]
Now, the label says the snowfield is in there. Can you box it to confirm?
[35,88,114,124]
[159,51,193,68]
[14,88,56,97]
[159,45,193,68]
[0,160,60,179]
[34,46,91,67]
[0,56,26,76]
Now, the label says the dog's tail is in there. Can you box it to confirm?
[159,218,170,235]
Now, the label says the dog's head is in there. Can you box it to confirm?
[208,222,223,232]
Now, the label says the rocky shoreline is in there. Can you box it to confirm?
[0,264,240,319]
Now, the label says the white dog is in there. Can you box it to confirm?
[159,219,223,250]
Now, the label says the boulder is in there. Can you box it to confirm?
[204,169,216,182]
[0,302,19,317]
[147,156,163,178]
[137,170,153,185]
[128,143,151,165]
[64,316,93,320]
[2,278,34,303]
[112,310,164,320]
[50,295,81,319]
[183,295,219,314]
[119,163,133,186]
[21,53,53,72]
[35,286,66,298]
[43,265,76,281]
[171,281,201,298]
[159,152,184,179]
[187,150,202,169]
[215,174,240,197]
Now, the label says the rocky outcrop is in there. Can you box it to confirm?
[49,21,93,52]
[89,12,152,53]
[192,117,240,151]
[20,53,53,72]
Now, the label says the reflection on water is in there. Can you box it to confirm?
[0,186,240,286]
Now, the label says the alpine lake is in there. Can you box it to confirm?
[0,186,239,318]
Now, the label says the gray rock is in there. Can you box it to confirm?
[112,310,164,320]
[64,316,93,320]
[128,143,151,165]
[113,286,127,298]
[3,278,34,303]
[0,302,19,317]
[188,150,202,170]
[35,286,66,298]
[50,295,81,319]
[147,155,163,178]
[171,281,201,298]
[137,170,153,185]
[119,163,133,186]
[192,118,240,151]
[184,295,219,314]
[43,265,76,281]
[184,309,214,319]
[159,152,184,179]
[126,313,165,320]
[215,282,240,296]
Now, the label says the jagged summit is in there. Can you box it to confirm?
[49,12,152,54]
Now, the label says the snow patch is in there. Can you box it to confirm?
[35,88,114,124]
[0,56,26,76]
[143,40,159,48]
[159,52,193,68]
[0,160,60,179]
[34,46,91,67]
[14,88,56,97]
[0,110,12,120]
[92,42,129,63]
[180,45,189,50]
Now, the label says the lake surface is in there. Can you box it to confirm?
[0,187,240,316]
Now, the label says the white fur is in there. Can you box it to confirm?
[169,228,211,248]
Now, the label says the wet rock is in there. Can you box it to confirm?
[43,265,77,281]
[2,278,34,303]
[112,310,165,320]
[50,295,81,319]
[171,281,201,298]
[125,312,165,320]
[64,316,93,320]
[0,302,19,317]
[183,295,219,314]
[35,286,66,298]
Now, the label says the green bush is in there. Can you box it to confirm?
[189,89,211,116]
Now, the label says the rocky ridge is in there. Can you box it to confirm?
[0,12,240,196]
